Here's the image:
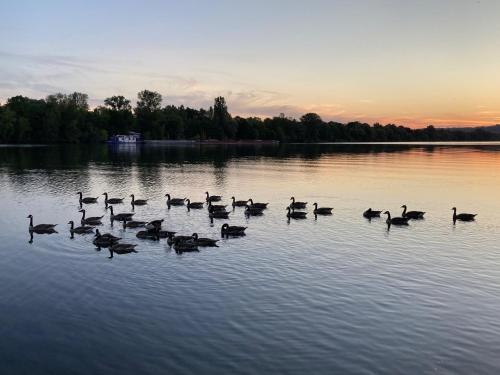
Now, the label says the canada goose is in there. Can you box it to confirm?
[79,209,103,225]
[93,232,119,248]
[290,197,307,209]
[136,228,160,240]
[363,208,382,218]
[94,229,120,241]
[122,218,146,228]
[207,201,227,211]
[452,207,477,222]
[165,194,185,206]
[401,205,425,219]
[384,211,409,226]
[206,192,222,202]
[77,192,98,204]
[102,193,123,205]
[130,194,148,206]
[174,240,199,253]
[191,233,219,247]
[231,197,248,207]
[313,203,333,215]
[185,199,204,209]
[247,199,269,209]
[108,243,138,258]
[245,205,264,216]
[221,223,247,236]
[166,233,195,246]
[286,206,307,219]
[27,215,57,232]
[145,219,164,230]
[108,205,134,222]
[209,207,229,219]
[68,221,93,234]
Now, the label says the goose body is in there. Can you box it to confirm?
[231,197,248,207]
[145,219,164,230]
[207,202,227,211]
[313,203,333,215]
[77,192,98,204]
[165,194,185,206]
[186,199,204,209]
[108,243,137,258]
[206,192,222,202]
[136,229,160,240]
[27,215,57,232]
[245,205,264,216]
[384,211,409,226]
[401,205,425,219]
[123,219,146,228]
[452,207,477,222]
[221,223,247,236]
[191,233,219,247]
[167,233,195,246]
[102,192,123,205]
[247,199,269,209]
[290,197,307,209]
[130,194,148,206]
[173,240,199,252]
[68,221,93,234]
[79,209,103,225]
[93,232,120,248]
[209,207,229,219]
[108,206,134,222]
[363,208,382,218]
[94,229,120,241]
[286,206,307,219]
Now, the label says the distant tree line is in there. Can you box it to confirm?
[0,90,498,143]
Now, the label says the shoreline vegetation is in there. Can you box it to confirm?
[1,90,499,144]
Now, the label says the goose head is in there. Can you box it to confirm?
[221,223,229,231]
[192,233,198,240]
[313,203,318,208]
[27,214,33,219]
[451,207,457,212]
[108,206,114,215]
[290,196,295,202]
[185,199,191,204]
[103,192,108,197]
[165,194,171,200]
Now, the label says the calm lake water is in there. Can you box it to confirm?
[1,143,500,374]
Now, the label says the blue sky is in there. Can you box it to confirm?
[1,0,500,126]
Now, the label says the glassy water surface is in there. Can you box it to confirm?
[1,143,500,374]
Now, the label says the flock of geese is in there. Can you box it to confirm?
[27,191,477,258]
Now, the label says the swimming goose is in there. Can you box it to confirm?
[68,221,93,234]
[186,199,204,209]
[122,218,146,228]
[167,233,195,246]
[108,243,137,258]
[221,223,247,236]
[245,205,264,216]
[165,194,185,206]
[401,205,425,219]
[77,192,98,204]
[209,207,229,219]
[145,219,164,230]
[207,201,227,211]
[206,192,222,202]
[93,232,120,248]
[108,205,134,222]
[363,208,382,218]
[290,197,307,209]
[79,209,103,225]
[191,233,219,247]
[231,197,248,207]
[286,206,307,219]
[452,207,477,222]
[136,229,160,240]
[27,215,57,232]
[384,211,409,226]
[174,240,199,253]
[247,199,269,209]
[102,192,123,205]
[313,203,333,215]
[94,229,120,241]
[130,194,148,206]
